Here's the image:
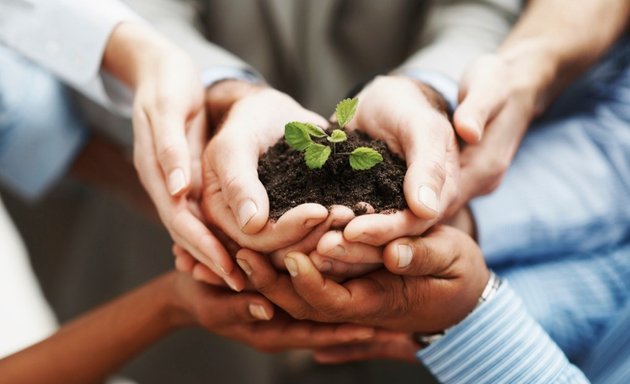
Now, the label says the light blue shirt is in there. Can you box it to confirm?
[417,38,630,383]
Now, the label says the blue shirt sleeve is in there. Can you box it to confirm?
[417,282,590,384]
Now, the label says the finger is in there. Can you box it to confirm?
[269,205,355,269]
[383,226,466,276]
[236,249,316,320]
[402,117,453,220]
[191,263,229,286]
[454,65,505,144]
[284,252,383,321]
[310,252,381,278]
[314,334,418,364]
[343,210,434,246]
[170,207,246,291]
[210,131,270,234]
[148,109,194,197]
[214,292,275,323]
[133,108,243,289]
[173,244,195,273]
[316,230,383,263]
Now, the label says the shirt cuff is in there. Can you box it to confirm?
[201,66,264,89]
[417,282,590,384]
[394,68,458,113]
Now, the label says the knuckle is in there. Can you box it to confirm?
[157,142,180,164]
[426,158,447,187]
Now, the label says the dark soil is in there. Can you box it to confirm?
[258,126,408,220]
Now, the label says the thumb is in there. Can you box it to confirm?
[453,79,504,144]
[210,131,270,235]
[383,226,472,277]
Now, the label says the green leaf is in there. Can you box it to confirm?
[304,123,328,138]
[335,97,359,128]
[285,122,312,151]
[327,129,347,143]
[305,144,332,169]
[349,147,383,171]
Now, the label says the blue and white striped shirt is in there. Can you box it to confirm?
[417,38,630,383]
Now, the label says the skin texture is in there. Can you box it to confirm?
[236,226,489,334]
[0,272,378,384]
[103,22,243,290]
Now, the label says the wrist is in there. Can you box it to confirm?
[159,272,197,330]
[497,40,561,113]
[103,22,177,89]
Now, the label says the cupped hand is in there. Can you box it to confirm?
[309,75,459,275]
[104,22,242,290]
[237,226,488,333]
[169,271,379,353]
[451,52,549,210]
[201,80,332,253]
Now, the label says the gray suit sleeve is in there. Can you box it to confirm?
[398,0,521,82]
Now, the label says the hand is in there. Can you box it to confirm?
[168,272,380,353]
[310,76,460,276]
[237,226,489,333]
[103,22,242,290]
[201,80,332,253]
[314,331,420,364]
[172,205,359,285]
[450,51,552,210]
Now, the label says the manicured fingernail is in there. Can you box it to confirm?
[397,244,413,268]
[238,199,258,229]
[417,185,439,213]
[236,259,253,276]
[249,304,270,320]
[168,168,186,195]
[212,260,228,275]
[284,257,299,277]
[225,276,242,292]
[318,260,332,273]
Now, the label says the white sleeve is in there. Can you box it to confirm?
[0,0,143,115]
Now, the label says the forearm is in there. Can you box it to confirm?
[0,273,186,384]
[499,0,630,109]
[103,22,176,90]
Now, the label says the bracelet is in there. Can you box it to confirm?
[413,270,502,348]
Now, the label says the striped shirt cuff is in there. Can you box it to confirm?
[417,282,590,384]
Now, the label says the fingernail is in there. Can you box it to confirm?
[236,259,253,276]
[284,257,299,277]
[328,245,345,258]
[168,168,186,195]
[212,260,228,275]
[225,276,242,292]
[249,304,271,320]
[397,244,413,268]
[318,260,332,273]
[238,199,258,229]
[417,185,439,213]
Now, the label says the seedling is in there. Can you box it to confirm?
[284,98,383,170]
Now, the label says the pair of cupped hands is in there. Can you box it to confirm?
[127,24,538,359]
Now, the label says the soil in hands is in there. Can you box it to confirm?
[258,126,408,220]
